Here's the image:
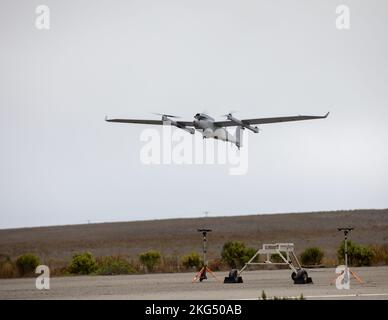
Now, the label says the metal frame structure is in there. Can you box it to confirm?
[336,227,363,284]
[239,243,302,275]
[337,227,353,272]
[224,242,312,284]
[192,229,220,283]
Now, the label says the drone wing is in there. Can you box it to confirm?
[214,112,329,127]
[106,118,164,125]
[174,121,195,127]
[105,118,195,127]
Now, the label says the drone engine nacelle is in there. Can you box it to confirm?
[227,114,259,133]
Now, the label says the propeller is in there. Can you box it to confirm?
[221,110,238,117]
[152,113,181,119]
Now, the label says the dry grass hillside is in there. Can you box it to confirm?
[1,209,387,265]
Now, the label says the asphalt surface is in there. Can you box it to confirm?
[1,266,388,300]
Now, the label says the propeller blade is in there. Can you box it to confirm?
[221,110,237,117]
[152,113,181,119]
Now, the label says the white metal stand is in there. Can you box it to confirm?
[239,243,302,274]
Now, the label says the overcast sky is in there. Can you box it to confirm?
[1,0,387,229]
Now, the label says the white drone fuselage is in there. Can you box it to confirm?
[193,114,238,145]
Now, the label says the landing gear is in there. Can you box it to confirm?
[291,269,313,284]
[224,269,243,283]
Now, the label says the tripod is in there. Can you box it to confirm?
[192,229,220,283]
[335,228,363,286]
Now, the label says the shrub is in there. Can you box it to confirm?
[221,241,256,269]
[158,255,181,273]
[15,253,40,276]
[337,241,374,267]
[0,257,17,278]
[139,251,161,272]
[322,257,337,267]
[68,252,97,275]
[355,246,374,266]
[371,245,388,265]
[270,252,288,263]
[300,247,324,266]
[96,256,136,275]
[181,252,202,270]
[208,258,224,271]
[245,247,257,262]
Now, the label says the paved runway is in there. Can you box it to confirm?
[1,266,388,300]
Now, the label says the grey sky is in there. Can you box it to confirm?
[1,0,387,229]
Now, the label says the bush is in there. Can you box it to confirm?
[270,252,288,263]
[245,247,257,261]
[96,256,136,275]
[300,247,324,266]
[371,245,388,265]
[139,251,161,272]
[16,253,40,276]
[0,257,17,278]
[181,252,202,270]
[68,252,97,275]
[221,241,256,269]
[337,241,374,267]
[157,255,180,273]
[208,258,224,271]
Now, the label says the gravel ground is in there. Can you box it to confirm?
[1,266,388,300]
